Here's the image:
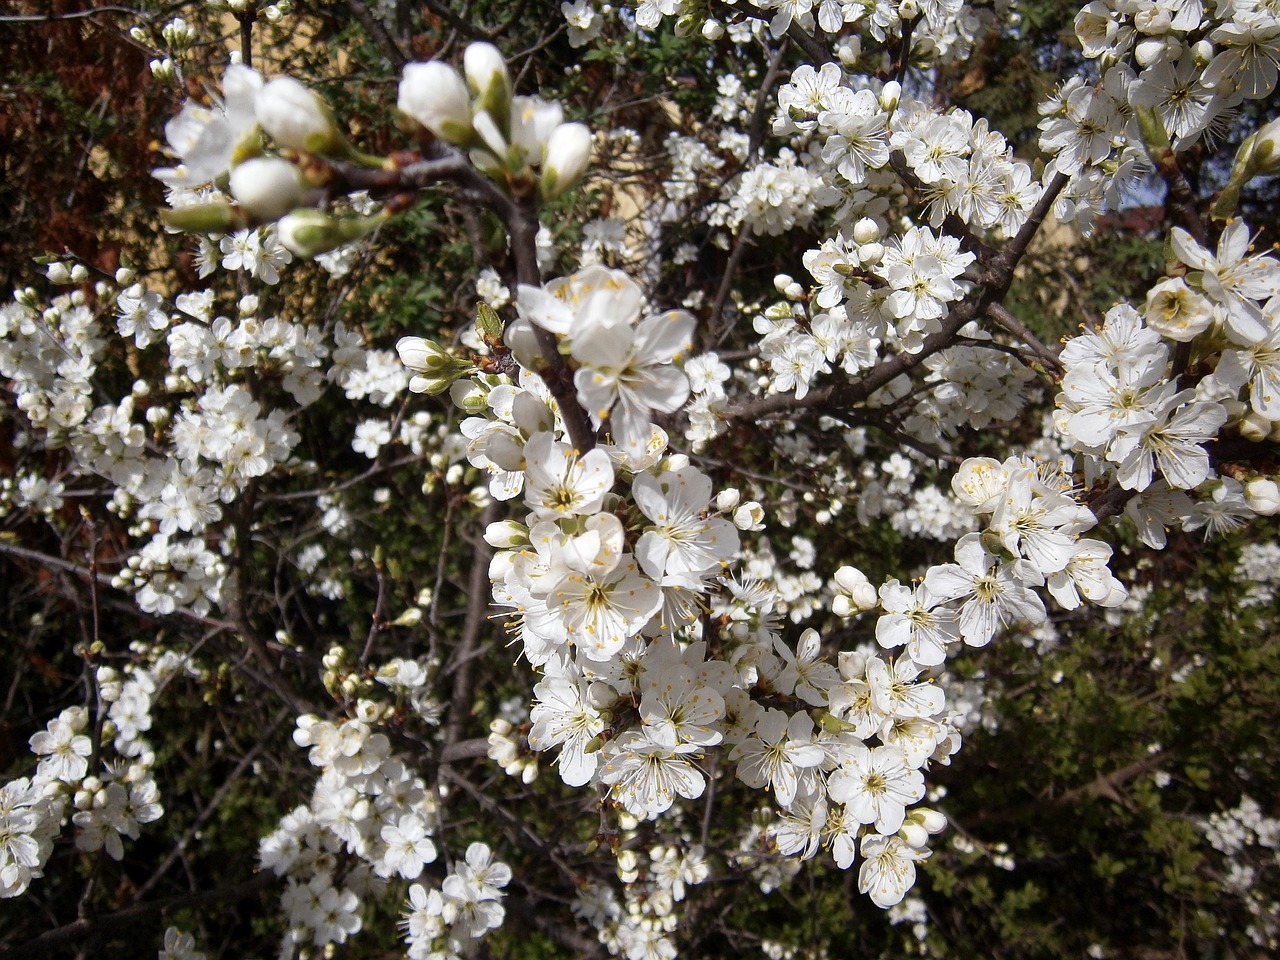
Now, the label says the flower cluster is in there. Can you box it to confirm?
[2,652,180,897]
[400,842,512,959]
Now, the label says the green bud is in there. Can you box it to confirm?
[160,200,239,233]
[277,209,387,258]
[476,301,504,347]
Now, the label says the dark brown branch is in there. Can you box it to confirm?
[985,301,1064,376]
[343,0,407,68]
[441,501,500,750]
[784,22,827,64]
[0,872,277,960]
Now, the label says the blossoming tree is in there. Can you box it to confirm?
[2,0,1280,957]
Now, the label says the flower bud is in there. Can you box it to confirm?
[915,808,948,834]
[716,488,741,512]
[1239,411,1272,442]
[160,199,238,233]
[464,42,512,122]
[858,240,884,265]
[1249,117,1280,177]
[396,336,475,395]
[390,607,423,627]
[1245,477,1280,516]
[702,19,724,40]
[484,520,530,549]
[45,262,72,284]
[150,58,176,82]
[257,76,345,156]
[540,122,592,200]
[900,822,929,848]
[833,564,867,591]
[852,217,881,244]
[879,80,901,111]
[399,61,475,145]
[162,17,195,49]
[277,208,385,258]
[1134,37,1173,68]
[229,156,307,221]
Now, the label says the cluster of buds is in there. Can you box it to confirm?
[398,42,592,200]
[831,565,878,616]
[396,336,478,396]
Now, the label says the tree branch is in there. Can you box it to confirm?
[0,872,277,960]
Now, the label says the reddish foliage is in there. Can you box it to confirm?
[0,3,162,283]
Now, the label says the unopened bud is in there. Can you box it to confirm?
[229,156,307,221]
[464,42,512,123]
[716,488,741,512]
[160,199,238,233]
[257,76,347,156]
[702,19,724,40]
[390,607,423,627]
[399,60,474,145]
[540,122,592,200]
[485,522,530,550]
[879,80,901,111]
[276,208,385,258]
[396,336,475,395]
[900,822,929,848]
[853,217,881,244]
[1239,410,1271,442]
[1245,477,1280,516]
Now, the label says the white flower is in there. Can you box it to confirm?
[1170,221,1280,345]
[923,534,1046,646]
[522,432,614,521]
[729,708,825,806]
[874,579,959,667]
[153,64,262,189]
[827,744,925,834]
[858,834,929,908]
[600,729,706,819]
[549,558,662,662]
[572,310,696,457]
[378,814,437,879]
